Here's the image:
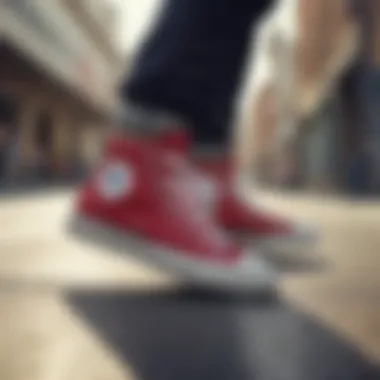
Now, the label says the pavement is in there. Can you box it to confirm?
[0,189,380,379]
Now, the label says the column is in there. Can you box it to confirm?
[16,96,42,180]
[51,105,74,178]
[80,123,107,169]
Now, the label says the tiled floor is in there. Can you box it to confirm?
[0,190,380,379]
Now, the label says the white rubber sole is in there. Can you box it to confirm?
[257,230,317,251]
[66,215,279,295]
[238,231,323,273]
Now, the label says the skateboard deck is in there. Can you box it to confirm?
[68,288,380,380]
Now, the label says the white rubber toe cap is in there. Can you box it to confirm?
[231,249,277,289]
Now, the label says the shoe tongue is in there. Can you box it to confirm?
[193,151,235,179]
[153,130,189,153]
[191,150,243,196]
[109,129,189,154]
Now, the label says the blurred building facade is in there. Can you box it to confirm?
[0,0,125,186]
[296,0,380,194]
[249,0,380,194]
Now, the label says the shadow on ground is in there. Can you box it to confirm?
[68,287,380,380]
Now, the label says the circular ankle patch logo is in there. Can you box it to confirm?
[97,161,135,201]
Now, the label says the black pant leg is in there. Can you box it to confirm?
[122,0,273,146]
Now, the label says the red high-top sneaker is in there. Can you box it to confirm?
[68,132,277,292]
[196,159,318,259]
